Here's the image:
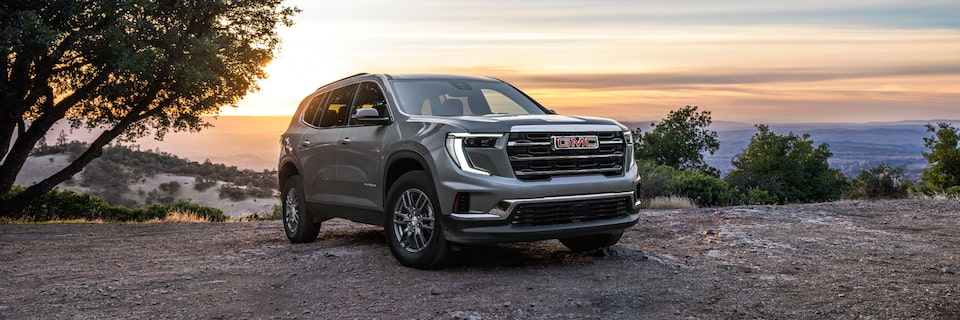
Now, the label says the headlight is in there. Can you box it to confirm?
[445,133,502,176]
[623,130,635,169]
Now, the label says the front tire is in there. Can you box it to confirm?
[385,171,452,269]
[560,232,623,252]
[282,175,320,243]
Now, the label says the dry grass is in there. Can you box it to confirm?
[911,192,960,201]
[645,196,698,209]
[144,211,211,223]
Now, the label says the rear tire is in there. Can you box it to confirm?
[282,175,320,243]
[385,171,452,269]
[560,232,623,252]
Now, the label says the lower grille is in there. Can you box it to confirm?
[509,196,631,227]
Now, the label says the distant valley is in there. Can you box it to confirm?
[47,116,960,181]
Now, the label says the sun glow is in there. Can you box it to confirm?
[222,0,960,123]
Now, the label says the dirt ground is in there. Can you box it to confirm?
[1,199,958,319]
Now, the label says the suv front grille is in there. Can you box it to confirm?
[509,196,630,227]
[506,131,625,180]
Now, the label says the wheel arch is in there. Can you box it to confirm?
[384,151,431,202]
[278,159,300,190]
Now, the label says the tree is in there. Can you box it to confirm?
[920,123,960,191]
[634,105,720,174]
[1,0,298,215]
[846,163,910,199]
[725,124,846,204]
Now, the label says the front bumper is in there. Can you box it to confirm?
[441,191,641,244]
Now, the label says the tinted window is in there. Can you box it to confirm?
[323,83,359,127]
[302,92,328,127]
[349,82,389,125]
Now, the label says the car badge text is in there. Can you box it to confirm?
[552,135,599,150]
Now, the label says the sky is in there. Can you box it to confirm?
[223,0,960,123]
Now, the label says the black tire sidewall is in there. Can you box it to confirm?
[385,171,450,269]
[283,176,319,243]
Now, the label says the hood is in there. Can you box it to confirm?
[406,114,628,133]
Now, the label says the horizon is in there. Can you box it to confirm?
[221,0,959,123]
[206,114,960,126]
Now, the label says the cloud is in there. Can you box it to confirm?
[500,65,960,89]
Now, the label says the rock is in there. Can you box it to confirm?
[430,288,442,295]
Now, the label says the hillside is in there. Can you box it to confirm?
[15,142,278,217]
[41,116,290,170]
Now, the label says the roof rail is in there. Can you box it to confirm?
[333,72,368,83]
[314,73,368,91]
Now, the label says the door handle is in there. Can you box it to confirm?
[300,140,311,147]
[339,137,351,145]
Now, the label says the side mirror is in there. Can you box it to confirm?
[353,108,391,125]
[546,109,557,114]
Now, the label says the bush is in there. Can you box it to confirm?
[666,170,741,207]
[194,178,217,192]
[725,125,846,204]
[846,164,911,200]
[147,201,228,222]
[740,187,778,205]
[2,186,226,222]
[218,184,248,201]
[158,181,181,195]
[636,160,680,200]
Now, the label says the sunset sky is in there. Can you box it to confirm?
[224,0,960,123]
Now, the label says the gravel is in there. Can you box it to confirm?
[1,199,958,319]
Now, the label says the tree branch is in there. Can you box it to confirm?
[0,80,170,216]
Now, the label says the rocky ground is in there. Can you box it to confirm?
[1,199,958,319]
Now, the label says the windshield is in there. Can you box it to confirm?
[391,80,547,117]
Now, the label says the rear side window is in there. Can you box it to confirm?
[301,92,328,127]
[349,82,389,125]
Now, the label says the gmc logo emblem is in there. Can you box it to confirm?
[552,135,599,150]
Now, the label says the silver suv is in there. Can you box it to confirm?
[278,73,640,269]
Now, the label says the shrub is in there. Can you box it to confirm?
[725,125,846,204]
[158,181,181,195]
[2,186,225,222]
[194,178,218,192]
[666,170,741,207]
[636,160,680,200]
[740,187,778,205]
[147,200,228,222]
[218,184,248,201]
[246,187,275,198]
[845,164,911,200]
[5,186,111,221]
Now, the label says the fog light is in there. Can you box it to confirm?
[453,192,471,213]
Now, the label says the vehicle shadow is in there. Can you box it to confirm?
[447,241,645,269]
